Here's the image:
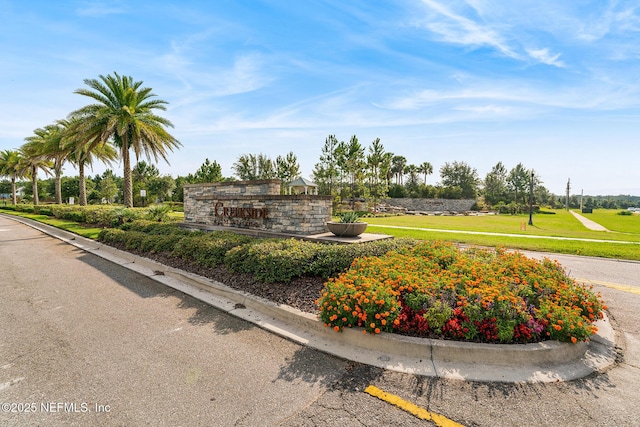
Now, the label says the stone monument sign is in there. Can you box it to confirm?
[183,179,332,235]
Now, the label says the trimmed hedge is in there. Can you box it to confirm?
[98,224,420,284]
[224,239,317,283]
[120,220,192,235]
[6,204,171,227]
[172,232,253,268]
[50,205,146,226]
[98,228,186,254]
[224,237,418,283]
[309,238,417,279]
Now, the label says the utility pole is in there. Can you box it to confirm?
[528,171,534,226]
[565,178,570,211]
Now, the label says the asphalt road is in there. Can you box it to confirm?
[1,216,639,426]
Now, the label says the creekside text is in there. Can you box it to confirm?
[214,202,268,219]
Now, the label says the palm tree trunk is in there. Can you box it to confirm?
[55,170,62,204]
[11,177,16,205]
[31,166,39,206]
[122,145,133,208]
[79,163,87,206]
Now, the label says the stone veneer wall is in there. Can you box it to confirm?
[381,198,476,212]
[183,179,332,235]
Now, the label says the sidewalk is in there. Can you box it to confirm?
[570,210,609,231]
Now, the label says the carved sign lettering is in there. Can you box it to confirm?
[214,202,268,219]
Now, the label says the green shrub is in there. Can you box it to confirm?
[51,206,86,223]
[14,204,35,213]
[34,206,54,216]
[139,234,185,253]
[84,206,117,226]
[121,220,189,235]
[122,231,147,250]
[223,241,265,274]
[46,205,147,226]
[97,228,128,245]
[254,239,318,282]
[224,239,316,282]
[424,301,454,332]
[224,237,417,283]
[617,210,633,216]
[173,232,253,268]
[111,207,145,226]
[145,204,171,222]
[309,238,417,279]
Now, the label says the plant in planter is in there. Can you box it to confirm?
[326,211,368,237]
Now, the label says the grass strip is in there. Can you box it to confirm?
[0,209,103,239]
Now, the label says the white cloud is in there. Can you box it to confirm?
[526,48,565,68]
[417,0,519,59]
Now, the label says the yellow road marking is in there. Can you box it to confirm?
[576,278,640,296]
[364,385,465,427]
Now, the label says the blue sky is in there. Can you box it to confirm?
[1,0,639,196]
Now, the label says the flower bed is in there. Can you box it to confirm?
[317,241,606,344]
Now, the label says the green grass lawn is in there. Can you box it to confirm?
[365,209,640,261]
[577,209,640,234]
[0,209,103,239]
[365,209,640,242]
[168,211,185,220]
[367,225,640,260]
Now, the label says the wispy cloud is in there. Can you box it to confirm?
[417,0,518,59]
[414,1,569,68]
[76,1,127,17]
[577,1,640,42]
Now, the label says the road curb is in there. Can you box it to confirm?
[2,213,621,383]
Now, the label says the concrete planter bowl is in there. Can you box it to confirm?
[326,221,368,237]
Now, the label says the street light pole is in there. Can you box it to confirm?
[528,171,534,226]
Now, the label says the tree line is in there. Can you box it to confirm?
[1,73,637,211]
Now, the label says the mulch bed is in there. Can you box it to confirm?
[111,245,324,315]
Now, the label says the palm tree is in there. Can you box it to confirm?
[28,123,70,204]
[18,138,53,205]
[0,150,23,205]
[60,117,118,206]
[391,155,407,185]
[70,72,181,207]
[417,161,433,185]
